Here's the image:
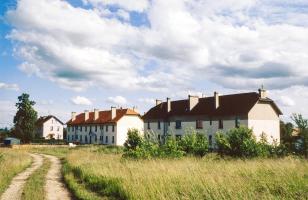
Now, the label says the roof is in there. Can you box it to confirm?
[143,92,282,120]
[66,108,140,125]
[36,115,64,126]
[4,137,20,141]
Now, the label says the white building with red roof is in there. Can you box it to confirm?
[66,107,143,145]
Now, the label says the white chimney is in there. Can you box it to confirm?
[94,109,99,120]
[111,106,116,119]
[156,99,162,106]
[167,98,171,112]
[84,110,89,121]
[188,95,199,111]
[132,106,139,113]
[214,92,219,109]
[258,86,267,99]
[71,112,76,121]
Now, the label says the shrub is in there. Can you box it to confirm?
[123,129,143,151]
[179,131,209,157]
[160,136,184,158]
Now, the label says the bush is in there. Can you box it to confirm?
[160,136,184,158]
[124,129,143,151]
[179,131,209,157]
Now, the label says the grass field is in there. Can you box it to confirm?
[0,148,32,195]
[62,147,308,200]
[22,157,51,200]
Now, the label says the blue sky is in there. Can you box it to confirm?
[1,0,308,127]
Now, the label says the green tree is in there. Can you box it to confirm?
[124,129,143,151]
[13,93,37,143]
[280,121,294,151]
[291,113,308,158]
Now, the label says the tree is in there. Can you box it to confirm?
[13,93,37,143]
[124,129,143,151]
[291,113,308,158]
[280,121,294,150]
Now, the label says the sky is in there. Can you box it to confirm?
[1,0,308,127]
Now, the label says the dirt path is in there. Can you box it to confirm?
[0,153,44,200]
[43,154,71,200]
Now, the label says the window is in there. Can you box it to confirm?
[85,136,88,143]
[158,135,161,140]
[106,125,109,132]
[196,120,203,129]
[112,136,115,143]
[50,126,53,131]
[68,126,70,132]
[210,118,212,126]
[175,120,182,129]
[95,125,97,132]
[235,117,240,128]
[168,121,170,126]
[112,125,115,132]
[52,119,53,124]
[80,135,82,142]
[80,126,82,131]
[105,136,108,143]
[218,119,223,129]
[158,121,161,129]
[147,122,150,129]
[75,135,78,140]
[209,135,212,146]
[95,135,97,142]
[100,125,103,130]
[85,126,87,131]
[57,126,60,131]
[72,126,74,131]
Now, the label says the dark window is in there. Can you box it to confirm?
[112,125,115,132]
[85,126,87,131]
[75,135,78,140]
[196,120,203,129]
[219,119,223,129]
[147,122,150,129]
[235,117,240,128]
[80,126,82,131]
[106,125,108,132]
[95,125,97,132]
[105,136,108,143]
[210,118,212,125]
[158,135,161,140]
[80,135,82,142]
[95,135,97,142]
[85,136,88,142]
[168,121,170,126]
[68,127,70,132]
[100,125,103,130]
[209,135,212,146]
[112,136,115,143]
[158,121,161,129]
[175,120,182,129]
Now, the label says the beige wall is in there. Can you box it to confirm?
[248,102,280,144]
[117,115,144,146]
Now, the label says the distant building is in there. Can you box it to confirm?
[66,107,143,145]
[143,88,282,146]
[36,115,64,139]
[4,137,20,145]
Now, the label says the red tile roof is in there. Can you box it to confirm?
[143,92,282,120]
[66,108,140,125]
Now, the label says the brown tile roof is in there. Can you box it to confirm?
[36,115,64,126]
[143,92,282,120]
[66,108,140,125]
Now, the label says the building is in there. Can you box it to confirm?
[36,115,64,139]
[3,137,20,145]
[143,88,282,146]
[66,107,143,145]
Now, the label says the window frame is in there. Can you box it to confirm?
[175,120,182,129]
[196,120,203,129]
[218,119,223,129]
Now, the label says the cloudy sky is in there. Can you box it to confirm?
[1,0,308,127]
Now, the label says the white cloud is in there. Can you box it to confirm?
[277,96,295,107]
[71,96,92,105]
[0,82,19,91]
[0,100,16,128]
[82,0,149,12]
[106,96,127,105]
[138,98,155,105]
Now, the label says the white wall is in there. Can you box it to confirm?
[117,116,144,146]
[42,117,64,139]
[67,124,103,144]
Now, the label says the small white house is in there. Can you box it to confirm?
[66,107,144,146]
[143,88,282,146]
[36,115,64,139]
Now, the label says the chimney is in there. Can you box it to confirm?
[258,86,267,99]
[71,112,76,121]
[188,95,199,111]
[111,106,116,119]
[167,98,171,112]
[214,92,219,109]
[94,109,99,120]
[156,99,162,106]
[84,110,89,121]
[132,106,139,113]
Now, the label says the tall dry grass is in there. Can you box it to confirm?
[65,147,308,200]
[0,148,32,195]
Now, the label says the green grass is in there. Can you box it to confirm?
[22,157,51,200]
[30,147,70,158]
[64,147,308,200]
[0,148,32,195]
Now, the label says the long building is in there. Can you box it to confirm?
[143,88,282,146]
[66,107,143,145]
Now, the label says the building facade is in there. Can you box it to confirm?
[66,107,143,145]
[36,115,64,139]
[143,88,282,146]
